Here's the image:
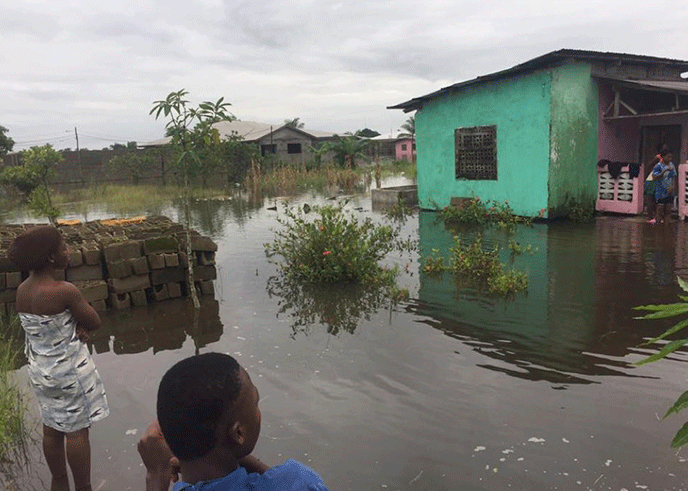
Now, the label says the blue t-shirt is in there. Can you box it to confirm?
[172,460,330,491]
[652,161,676,200]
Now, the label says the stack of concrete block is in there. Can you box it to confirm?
[143,236,186,303]
[182,233,218,297]
[103,239,151,310]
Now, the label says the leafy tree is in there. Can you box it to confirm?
[107,149,158,184]
[356,128,380,138]
[321,133,372,168]
[398,115,415,139]
[0,126,14,156]
[284,118,304,129]
[109,141,138,150]
[219,132,259,184]
[150,89,234,309]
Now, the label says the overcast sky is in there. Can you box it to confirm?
[2,0,688,150]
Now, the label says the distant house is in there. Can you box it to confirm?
[368,132,416,162]
[141,121,336,164]
[395,137,416,162]
[389,49,688,218]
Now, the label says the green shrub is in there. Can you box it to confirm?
[437,196,531,230]
[265,203,398,285]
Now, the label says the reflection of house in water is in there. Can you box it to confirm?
[91,298,223,355]
[413,212,646,384]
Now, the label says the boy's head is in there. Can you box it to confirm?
[157,353,261,463]
[8,225,66,272]
[660,149,673,163]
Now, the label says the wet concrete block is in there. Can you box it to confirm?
[66,265,104,282]
[147,254,165,270]
[0,289,16,303]
[167,282,182,298]
[74,280,108,303]
[163,253,179,268]
[198,280,214,296]
[142,237,179,255]
[109,292,131,310]
[106,260,131,279]
[67,247,83,268]
[6,302,15,316]
[129,257,149,275]
[6,271,22,289]
[190,235,218,252]
[130,289,148,307]
[0,274,6,290]
[53,269,66,281]
[179,252,189,268]
[103,240,142,262]
[150,267,184,285]
[0,255,17,273]
[108,275,151,295]
[90,300,107,312]
[151,284,169,302]
[198,251,216,266]
[194,265,217,281]
[81,244,102,265]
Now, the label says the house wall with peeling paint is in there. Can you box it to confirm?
[415,70,552,217]
[548,63,599,217]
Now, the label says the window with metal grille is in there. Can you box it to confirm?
[261,144,276,156]
[287,143,302,154]
[454,125,497,180]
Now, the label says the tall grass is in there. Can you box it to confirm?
[0,315,34,488]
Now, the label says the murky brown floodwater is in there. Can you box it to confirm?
[11,182,688,490]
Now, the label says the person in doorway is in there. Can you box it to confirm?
[138,352,331,491]
[9,226,109,491]
[645,143,670,224]
[652,148,677,224]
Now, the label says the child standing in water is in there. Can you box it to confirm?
[9,226,109,491]
[652,149,677,224]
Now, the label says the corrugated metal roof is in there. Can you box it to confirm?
[388,49,688,112]
[594,76,688,95]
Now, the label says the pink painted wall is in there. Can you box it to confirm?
[395,138,416,162]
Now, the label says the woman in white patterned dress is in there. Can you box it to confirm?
[9,226,108,491]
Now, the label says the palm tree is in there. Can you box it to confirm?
[321,133,372,168]
[284,118,305,129]
[398,115,415,139]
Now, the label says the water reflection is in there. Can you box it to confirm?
[412,212,672,385]
[266,275,395,337]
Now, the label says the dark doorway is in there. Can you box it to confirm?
[640,125,681,178]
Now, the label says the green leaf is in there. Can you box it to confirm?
[664,390,688,419]
[671,420,688,448]
[640,318,688,346]
[633,304,688,320]
[635,339,688,366]
[678,276,688,294]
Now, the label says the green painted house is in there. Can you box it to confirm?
[389,49,688,218]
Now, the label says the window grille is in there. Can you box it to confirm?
[455,125,497,180]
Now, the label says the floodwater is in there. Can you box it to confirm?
[11,182,688,490]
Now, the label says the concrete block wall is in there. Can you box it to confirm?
[0,216,218,313]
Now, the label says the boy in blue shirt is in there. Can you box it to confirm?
[138,353,330,491]
[652,149,677,224]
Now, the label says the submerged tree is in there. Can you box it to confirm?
[150,89,234,309]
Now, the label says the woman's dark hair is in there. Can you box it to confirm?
[660,148,673,158]
[7,226,63,272]
[157,353,243,461]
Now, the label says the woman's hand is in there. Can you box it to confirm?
[138,421,180,491]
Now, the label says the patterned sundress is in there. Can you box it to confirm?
[19,310,109,432]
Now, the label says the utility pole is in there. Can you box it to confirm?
[75,126,84,184]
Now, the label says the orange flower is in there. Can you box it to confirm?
[323,250,332,256]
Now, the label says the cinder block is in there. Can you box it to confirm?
[109,292,131,310]
[81,244,102,265]
[129,257,149,275]
[190,235,218,252]
[90,300,107,312]
[142,237,179,255]
[194,265,217,281]
[0,274,5,290]
[106,260,130,279]
[53,269,66,281]
[6,271,22,289]
[67,248,83,268]
[163,253,179,267]
[167,282,182,299]
[179,252,189,268]
[150,267,185,285]
[75,280,109,303]
[130,289,148,307]
[0,255,17,273]
[66,265,104,282]
[108,275,151,294]
[198,251,216,266]
[0,289,16,303]
[6,302,15,316]
[151,284,169,302]
[147,254,165,270]
[198,280,214,296]
[103,240,142,262]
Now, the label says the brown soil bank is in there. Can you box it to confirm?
[0,216,217,313]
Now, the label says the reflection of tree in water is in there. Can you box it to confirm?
[267,275,394,337]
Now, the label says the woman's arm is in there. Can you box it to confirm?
[62,282,101,331]
[239,455,270,474]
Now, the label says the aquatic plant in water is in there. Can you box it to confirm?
[634,276,688,448]
[437,196,531,231]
